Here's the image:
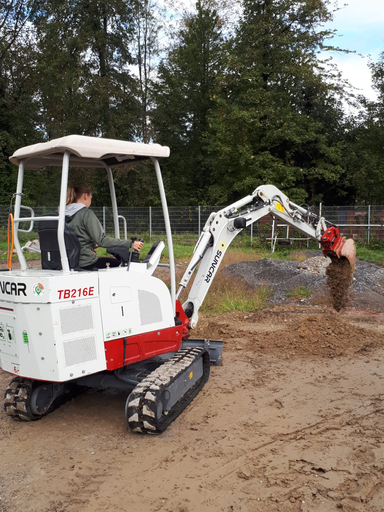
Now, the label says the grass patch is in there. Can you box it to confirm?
[200,273,272,316]
[3,230,382,271]
[96,242,194,262]
[355,246,384,267]
[286,286,312,300]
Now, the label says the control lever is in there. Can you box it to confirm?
[130,237,144,263]
[126,238,144,272]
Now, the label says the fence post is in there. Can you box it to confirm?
[103,206,106,232]
[318,202,322,249]
[368,205,371,244]
[149,206,152,241]
[198,205,201,235]
[250,223,253,245]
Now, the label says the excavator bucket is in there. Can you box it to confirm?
[321,227,356,270]
[333,238,356,269]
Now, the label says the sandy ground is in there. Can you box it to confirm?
[1,258,384,511]
[1,306,384,511]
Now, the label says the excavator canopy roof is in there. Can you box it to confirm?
[10,135,170,169]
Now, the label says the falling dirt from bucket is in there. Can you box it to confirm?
[326,256,354,311]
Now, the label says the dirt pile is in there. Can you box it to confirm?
[195,308,384,359]
[326,256,354,311]
[260,312,383,357]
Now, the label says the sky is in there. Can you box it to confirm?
[326,0,384,101]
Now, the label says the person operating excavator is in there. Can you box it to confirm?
[65,183,143,270]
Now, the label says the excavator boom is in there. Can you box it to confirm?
[178,185,356,329]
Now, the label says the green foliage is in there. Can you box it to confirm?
[96,241,195,262]
[205,0,350,205]
[152,0,224,205]
[355,244,384,266]
[0,1,42,204]
[286,286,312,300]
[34,0,140,139]
[341,52,384,205]
[1,0,384,212]
[133,0,163,142]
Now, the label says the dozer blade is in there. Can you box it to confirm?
[321,227,356,269]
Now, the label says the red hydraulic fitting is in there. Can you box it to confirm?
[175,299,191,338]
[321,226,340,249]
[320,226,344,257]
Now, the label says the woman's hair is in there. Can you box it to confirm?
[66,183,92,205]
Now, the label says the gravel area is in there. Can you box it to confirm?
[223,256,384,310]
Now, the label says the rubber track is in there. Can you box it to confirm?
[126,347,210,434]
[4,378,41,421]
[4,377,84,421]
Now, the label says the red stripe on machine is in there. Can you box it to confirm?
[104,325,183,371]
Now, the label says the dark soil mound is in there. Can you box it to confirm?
[195,308,384,359]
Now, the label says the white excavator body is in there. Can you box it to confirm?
[0,266,175,383]
[0,135,355,433]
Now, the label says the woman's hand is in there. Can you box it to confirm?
[132,240,143,252]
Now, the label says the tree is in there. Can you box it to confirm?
[205,0,350,205]
[341,53,384,205]
[34,0,140,139]
[152,0,225,205]
[0,0,43,205]
[32,0,157,207]
[133,0,163,142]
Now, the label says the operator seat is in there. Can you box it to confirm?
[38,217,81,270]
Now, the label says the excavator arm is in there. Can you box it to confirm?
[177,185,356,330]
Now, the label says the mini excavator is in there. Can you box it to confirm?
[0,136,355,434]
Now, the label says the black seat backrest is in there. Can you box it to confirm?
[38,216,80,270]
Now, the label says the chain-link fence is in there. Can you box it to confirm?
[100,206,222,239]
[321,205,384,243]
[1,204,383,245]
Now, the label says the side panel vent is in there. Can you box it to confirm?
[138,290,163,325]
[63,336,97,367]
[60,305,93,335]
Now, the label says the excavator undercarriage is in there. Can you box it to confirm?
[4,339,222,433]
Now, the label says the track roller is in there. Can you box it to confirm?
[4,377,83,421]
[4,378,44,421]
